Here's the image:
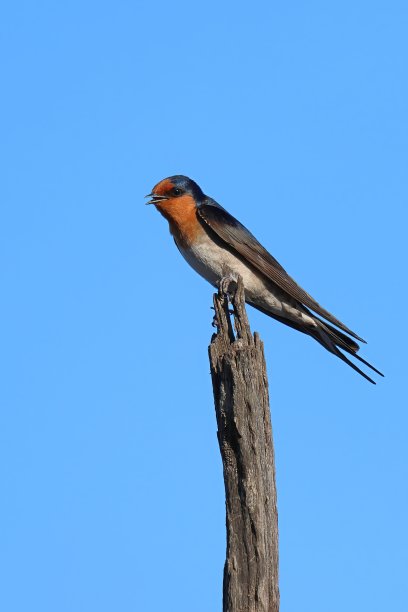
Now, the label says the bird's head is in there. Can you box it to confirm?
[145,175,205,211]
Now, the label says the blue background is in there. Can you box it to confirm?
[1,2,407,610]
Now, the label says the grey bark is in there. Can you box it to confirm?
[208,277,279,612]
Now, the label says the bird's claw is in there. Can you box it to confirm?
[219,275,238,300]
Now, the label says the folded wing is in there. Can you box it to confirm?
[197,201,365,343]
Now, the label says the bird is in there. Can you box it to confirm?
[146,175,383,384]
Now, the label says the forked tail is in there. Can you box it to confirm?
[248,301,384,384]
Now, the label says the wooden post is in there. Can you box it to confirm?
[209,277,279,612]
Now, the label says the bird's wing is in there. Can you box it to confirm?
[197,200,365,343]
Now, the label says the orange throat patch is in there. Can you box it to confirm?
[155,194,204,248]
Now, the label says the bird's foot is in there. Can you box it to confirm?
[218,275,238,301]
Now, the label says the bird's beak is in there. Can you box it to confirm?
[145,193,169,205]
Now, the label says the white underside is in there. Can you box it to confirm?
[177,233,317,328]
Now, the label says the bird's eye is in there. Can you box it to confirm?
[172,188,182,196]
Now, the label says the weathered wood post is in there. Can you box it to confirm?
[209,277,279,612]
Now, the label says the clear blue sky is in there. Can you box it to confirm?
[1,2,407,611]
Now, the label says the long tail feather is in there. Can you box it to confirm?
[248,300,383,383]
[316,319,384,377]
[350,351,384,377]
[313,325,377,384]
[331,345,377,384]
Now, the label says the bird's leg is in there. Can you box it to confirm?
[218,274,238,302]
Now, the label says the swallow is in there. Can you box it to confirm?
[146,175,383,384]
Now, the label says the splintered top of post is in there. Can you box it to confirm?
[211,276,255,350]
